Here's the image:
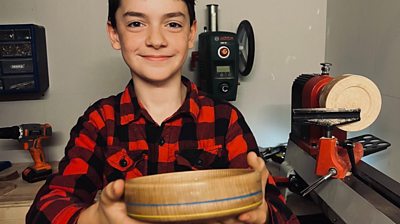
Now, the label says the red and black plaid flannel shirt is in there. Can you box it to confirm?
[26,77,299,224]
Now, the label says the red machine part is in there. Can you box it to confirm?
[298,75,347,156]
[316,137,364,179]
[295,73,363,179]
[302,75,333,108]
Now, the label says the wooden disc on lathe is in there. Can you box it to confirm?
[319,74,382,132]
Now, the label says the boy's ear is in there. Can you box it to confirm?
[188,20,197,49]
[107,22,121,50]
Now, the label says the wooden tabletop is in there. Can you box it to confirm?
[0,162,58,208]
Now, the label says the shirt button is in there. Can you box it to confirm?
[119,158,128,167]
[159,137,165,146]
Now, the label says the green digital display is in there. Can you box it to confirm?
[216,66,230,73]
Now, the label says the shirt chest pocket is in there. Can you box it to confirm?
[106,147,134,172]
[175,144,228,171]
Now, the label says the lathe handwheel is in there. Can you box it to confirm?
[236,20,255,76]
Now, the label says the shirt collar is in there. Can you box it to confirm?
[119,76,201,125]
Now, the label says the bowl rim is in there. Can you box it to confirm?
[124,168,257,187]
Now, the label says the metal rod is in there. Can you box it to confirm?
[207,4,218,32]
[301,168,337,196]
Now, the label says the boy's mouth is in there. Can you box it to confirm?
[141,55,172,61]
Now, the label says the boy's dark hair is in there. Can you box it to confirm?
[108,0,196,28]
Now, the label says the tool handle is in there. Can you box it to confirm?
[27,138,51,171]
[342,140,358,175]
[301,168,337,196]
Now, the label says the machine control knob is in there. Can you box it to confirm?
[320,62,332,75]
[218,46,230,59]
[219,82,230,93]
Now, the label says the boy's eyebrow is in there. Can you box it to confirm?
[163,12,186,19]
[123,11,146,18]
[122,11,186,20]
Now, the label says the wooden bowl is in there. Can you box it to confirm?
[124,169,263,222]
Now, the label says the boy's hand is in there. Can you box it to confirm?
[205,152,269,224]
[238,152,269,223]
[78,179,148,224]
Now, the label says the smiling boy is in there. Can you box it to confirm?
[26,0,299,223]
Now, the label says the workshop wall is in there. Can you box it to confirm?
[0,0,327,163]
[326,0,400,182]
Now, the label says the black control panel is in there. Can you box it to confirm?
[198,31,239,101]
[0,24,49,96]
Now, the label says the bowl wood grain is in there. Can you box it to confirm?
[124,169,263,222]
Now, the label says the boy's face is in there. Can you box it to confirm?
[107,0,197,83]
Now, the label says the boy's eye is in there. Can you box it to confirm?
[128,21,143,27]
[167,22,182,29]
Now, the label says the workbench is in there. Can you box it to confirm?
[0,162,57,224]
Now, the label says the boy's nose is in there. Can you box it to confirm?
[145,27,167,49]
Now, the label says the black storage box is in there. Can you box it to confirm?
[0,24,49,96]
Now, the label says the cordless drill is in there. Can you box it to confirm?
[0,123,52,182]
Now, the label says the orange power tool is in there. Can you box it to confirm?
[0,123,52,182]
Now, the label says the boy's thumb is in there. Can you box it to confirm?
[101,179,125,205]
